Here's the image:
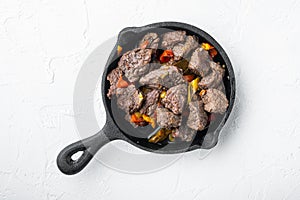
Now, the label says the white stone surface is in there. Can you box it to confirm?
[1,0,300,199]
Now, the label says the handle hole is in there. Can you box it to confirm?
[71,151,84,162]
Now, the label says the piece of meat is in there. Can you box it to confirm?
[161,84,187,115]
[161,31,186,49]
[156,107,181,129]
[201,88,229,114]
[124,64,151,83]
[188,47,211,77]
[139,32,160,50]
[116,85,143,114]
[172,35,199,61]
[107,67,123,98]
[118,48,152,82]
[187,100,208,131]
[199,61,225,89]
[139,89,160,116]
[118,48,152,71]
[139,65,185,89]
[172,125,197,142]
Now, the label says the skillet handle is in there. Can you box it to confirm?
[57,125,112,175]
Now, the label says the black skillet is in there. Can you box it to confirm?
[57,22,236,175]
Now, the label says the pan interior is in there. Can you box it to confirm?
[103,24,233,153]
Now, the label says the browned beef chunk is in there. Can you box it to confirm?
[161,31,186,49]
[107,67,122,99]
[125,64,150,83]
[201,88,228,114]
[118,48,152,82]
[188,48,211,77]
[139,65,185,89]
[139,33,160,50]
[172,35,199,61]
[116,85,143,114]
[172,125,197,142]
[139,89,160,116]
[187,100,208,131]
[199,62,225,89]
[156,107,181,129]
[161,84,187,115]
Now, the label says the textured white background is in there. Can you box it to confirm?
[1,0,300,199]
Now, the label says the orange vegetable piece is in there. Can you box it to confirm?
[159,50,174,63]
[131,112,144,123]
[183,74,195,82]
[199,89,206,96]
[209,48,218,58]
[117,75,129,88]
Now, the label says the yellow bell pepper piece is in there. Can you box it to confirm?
[201,43,214,50]
[191,77,200,92]
[160,91,167,99]
[117,45,122,55]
